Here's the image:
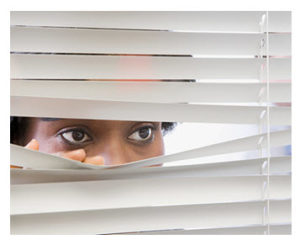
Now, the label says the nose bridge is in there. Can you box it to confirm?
[101,134,129,165]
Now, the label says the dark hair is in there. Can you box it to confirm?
[10,117,29,145]
[10,117,176,145]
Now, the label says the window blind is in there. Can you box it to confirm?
[10,11,291,235]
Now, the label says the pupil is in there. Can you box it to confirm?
[139,128,150,139]
[72,131,84,141]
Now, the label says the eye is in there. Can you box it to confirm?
[60,129,92,145]
[128,127,154,142]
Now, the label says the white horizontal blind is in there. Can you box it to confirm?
[10,11,291,235]
[10,11,291,33]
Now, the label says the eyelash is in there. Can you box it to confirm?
[58,128,92,146]
[128,126,156,144]
[57,124,158,146]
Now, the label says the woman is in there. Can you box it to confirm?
[11,117,175,166]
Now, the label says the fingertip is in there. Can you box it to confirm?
[84,155,105,166]
[10,165,23,169]
[57,149,87,162]
[147,164,163,168]
[69,149,87,162]
[25,139,39,151]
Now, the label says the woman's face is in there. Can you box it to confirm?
[23,118,165,166]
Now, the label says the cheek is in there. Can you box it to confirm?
[142,133,165,157]
[23,121,62,153]
[146,135,165,167]
[34,135,66,154]
[154,133,165,154]
[35,137,56,153]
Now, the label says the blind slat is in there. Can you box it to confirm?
[11,27,291,56]
[10,130,291,170]
[269,224,291,235]
[11,80,291,103]
[11,11,290,33]
[10,156,291,184]
[11,54,290,81]
[11,175,290,215]
[11,96,291,125]
[10,199,291,235]
[111,224,291,235]
[269,11,291,33]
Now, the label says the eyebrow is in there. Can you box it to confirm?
[40,118,61,121]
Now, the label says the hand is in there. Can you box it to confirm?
[10,139,105,168]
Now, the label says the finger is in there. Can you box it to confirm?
[55,149,87,162]
[147,164,163,167]
[84,155,105,166]
[25,139,39,151]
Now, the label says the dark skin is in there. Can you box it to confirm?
[22,118,164,166]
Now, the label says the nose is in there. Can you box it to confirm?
[100,138,131,166]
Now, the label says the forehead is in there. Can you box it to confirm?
[40,118,136,125]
